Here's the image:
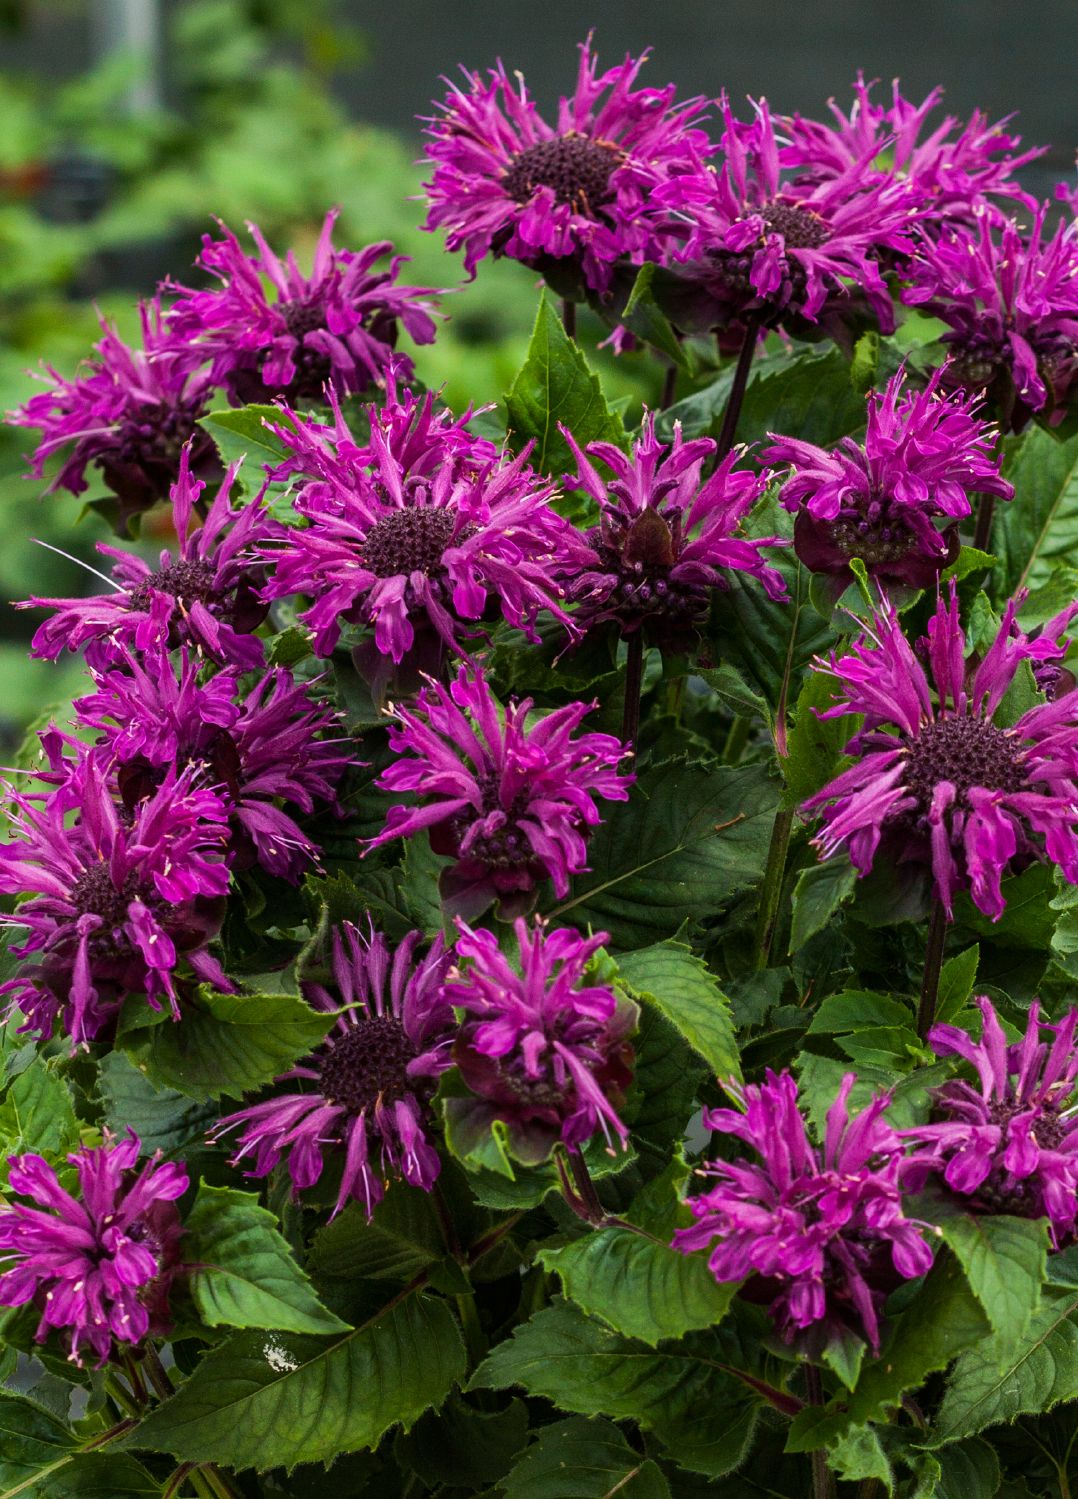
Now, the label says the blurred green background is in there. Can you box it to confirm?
[0,0,654,753]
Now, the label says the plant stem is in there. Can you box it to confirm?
[143,1342,176,1401]
[722,714,749,765]
[972,491,996,553]
[659,362,678,411]
[621,633,645,747]
[455,1290,487,1365]
[561,298,577,340]
[917,897,949,1039]
[103,1371,140,1419]
[199,1465,242,1499]
[430,1181,463,1259]
[804,1365,837,1499]
[753,807,794,968]
[715,313,762,460]
[188,1472,218,1499]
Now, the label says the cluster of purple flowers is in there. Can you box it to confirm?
[4,31,1078,1399]
[804,585,1078,922]
[0,449,352,1045]
[421,42,1077,429]
[676,989,1078,1354]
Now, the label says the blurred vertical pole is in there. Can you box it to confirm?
[91,0,163,113]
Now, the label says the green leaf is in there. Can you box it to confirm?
[789,854,857,951]
[845,1254,989,1425]
[118,989,334,1101]
[628,1005,706,1156]
[200,404,290,475]
[394,1395,530,1491]
[471,1299,760,1478]
[787,1254,989,1451]
[932,1289,1078,1446]
[827,1425,892,1490]
[123,1293,466,1471]
[26,1453,162,1497]
[0,1392,74,1495]
[550,759,779,949]
[708,497,833,712]
[538,1227,736,1346]
[307,1192,443,1285]
[621,264,694,374]
[935,945,980,1024]
[807,991,914,1034]
[502,1416,672,1498]
[991,428,1078,598]
[97,1050,217,1157]
[504,294,627,480]
[617,940,739,1080]
[736,345,867,449]
[0,1063,78,1161]
[930,1208,1047,1352]
[185,1184,348,1336]
[781,669,856,808]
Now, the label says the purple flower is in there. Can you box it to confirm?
[673,1070,933,1354]
[803,586,1078,921]
[655,95,920,333]
[0,752,232,1045]
[366,666,633,919]
[902,996,1078,1243]
[562,414,786,648]
[445,918,637,1159]
[422,35,711,294]
[8,299,218,526]
[211,924,454,1218]
[262,384,583,665]
[19,443,276,671]
[902,210,1078,427]
[166,211,440,405]
[0,1133,187,1366]
[780,76,1042,227]
[764,367,1012,591]
[72,644,351,882]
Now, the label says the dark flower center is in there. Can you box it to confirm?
[574,509,706,644]
[114,401,201,470]
[362,507,462,579]
[904,716,1026,808]
[319,1014,415,1115]
[71,863,143,929]
[128,558,218,613]
[449,768,535,871]
[503,134,624,213]
[758,199,831,250]
[279,299,327,339]
[830,513,918,564]
[989,1096,1072,1151]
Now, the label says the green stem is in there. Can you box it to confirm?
[621,633,645,748]
[972,491,996,553]
[715,313,762,460]
[162,1466,197,1499]
[753,807,794,968]
[561,298,577,340]
[430,1181,463,1260]
[917,897,949,1039]
[455,1290,487,1365]
[804,1365,837,1499]
[103,1372,140,1419]
[143,1341,176,1401]
[722,714,749,765]
[200,1464,242,1499]
[659,362,678,410]
[188,1472,218,1499]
